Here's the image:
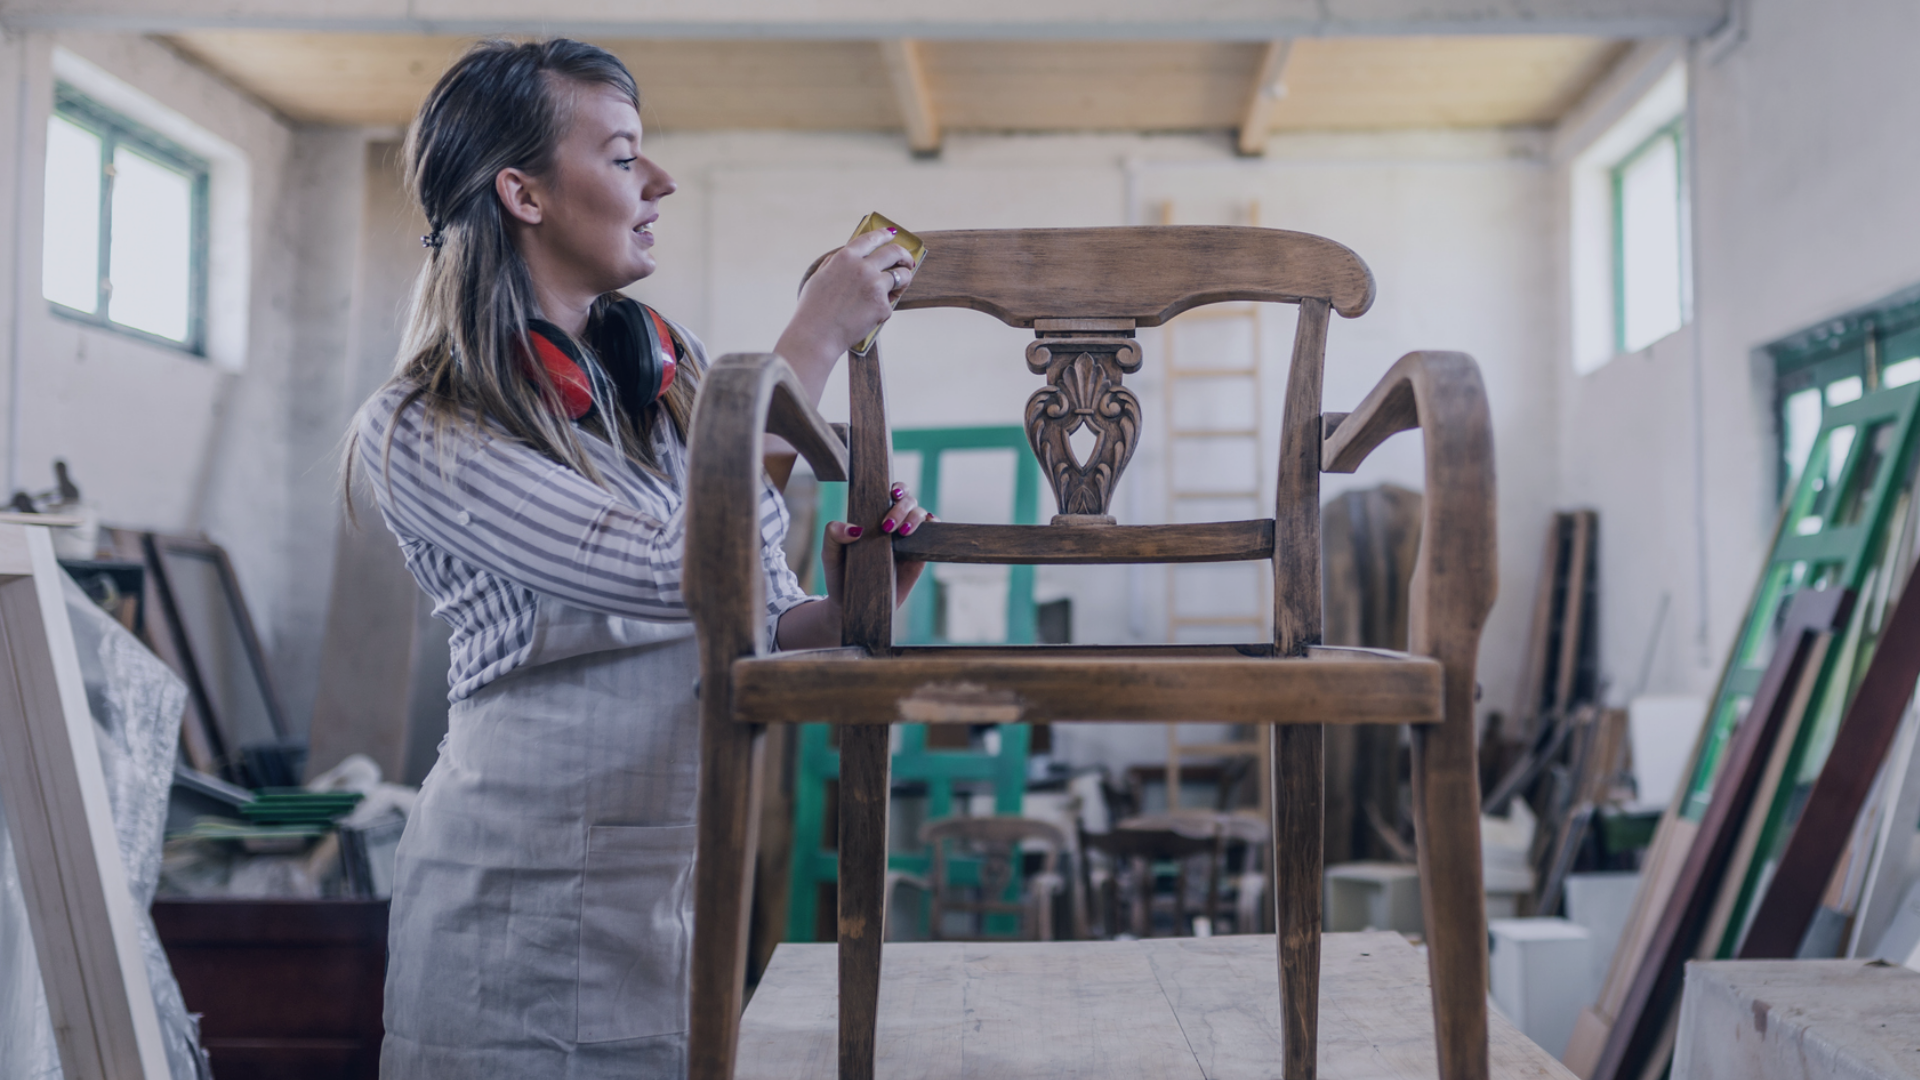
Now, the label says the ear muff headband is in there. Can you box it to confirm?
[524,300,681,423]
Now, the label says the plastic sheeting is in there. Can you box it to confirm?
[0,575,211,1080]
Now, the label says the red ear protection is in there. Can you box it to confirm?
[525,327,596,419]
[525,299,680,422]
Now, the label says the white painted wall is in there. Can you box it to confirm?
[1555,0,1920,709]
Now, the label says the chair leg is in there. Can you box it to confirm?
[689,711,765,1080]
[838,726,891,1080]
[1410,684,1491,1080]
[1273,723,1323,1080]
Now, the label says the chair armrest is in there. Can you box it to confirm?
[686,353,847,661]
[1320,350,1497,664]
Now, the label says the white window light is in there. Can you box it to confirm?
[1569,62,1689,375]
[42,80,210,353]
[1614,124,1685,354]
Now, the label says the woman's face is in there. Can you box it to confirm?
[516,81,676,296]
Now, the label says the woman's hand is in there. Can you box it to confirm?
[773,228,917,407]
[774,482,932,650]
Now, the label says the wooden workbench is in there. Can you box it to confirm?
[738,931,1573,1079]
[1673,958,1920,1080]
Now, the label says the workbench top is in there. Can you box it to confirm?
[739,931,1574,1079]
[1673,958,1920,1080]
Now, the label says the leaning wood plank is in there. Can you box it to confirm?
[839,343,897,1080]
[1272,295,1331,1080]
[737,934,1573,1080]
[890,519,1274,565]
[0,524,170,1079]
[1741,561,1920,957]
[1591,586,1856,1080]
[807,227,1375,326]
[1696,636,1828,959]
[730,654,1445,727]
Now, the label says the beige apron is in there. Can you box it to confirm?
[380,600,703,1078]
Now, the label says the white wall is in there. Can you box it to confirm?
[1557,0,1920,706]
[0,30,403,739]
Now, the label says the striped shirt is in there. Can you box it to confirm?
[355,326,813,702]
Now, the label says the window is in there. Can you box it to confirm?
[1613,122,1686,354]
[42,82,208,353]
[1769,287,1920,495]
[1568,59,1688,375]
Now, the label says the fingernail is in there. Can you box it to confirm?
[891,485,905,500]
[882,518,897,533]
[846,525,863,538]
[902,521,916,535]
[887,227,898,234]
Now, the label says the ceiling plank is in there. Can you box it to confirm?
[879,39,941,156]
[6,0,1728,39]
[1235,39,1292,156]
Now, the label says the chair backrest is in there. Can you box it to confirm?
[819,225,1376,659]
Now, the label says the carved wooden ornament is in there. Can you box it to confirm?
[1024,336,1142,524]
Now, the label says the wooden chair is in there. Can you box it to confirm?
[683,226,1498,1080]
[905,816,1067,942]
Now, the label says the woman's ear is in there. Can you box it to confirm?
[496,167,544,226]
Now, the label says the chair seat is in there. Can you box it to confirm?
[729,645,1443,726]
[736,932,1573,1080]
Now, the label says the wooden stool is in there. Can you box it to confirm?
[684,226,1498,1080]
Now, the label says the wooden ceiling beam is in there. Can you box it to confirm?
[2,0,1730,38]
[879,39,941,156]
[1236,39,1292,156]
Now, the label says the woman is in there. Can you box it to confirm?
[350,39,924,1078]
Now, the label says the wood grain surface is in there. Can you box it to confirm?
[685,353,853,1080]
[730,652,1445,727]
[1326,351,1499,1080]
[839,344,899,1080]
[1272,296,1331,1079]
[805,228,1375,325]
[735,933,1573,1080]
[890,519,1274,565]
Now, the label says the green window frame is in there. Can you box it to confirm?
[1611,119,1686,355]
[47,82,210,356]
[1768,284,1920,498]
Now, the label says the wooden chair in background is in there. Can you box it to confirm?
[897,816,1068,942]
[683,226,1499,1080]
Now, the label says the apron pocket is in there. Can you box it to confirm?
[577,823,697,1043]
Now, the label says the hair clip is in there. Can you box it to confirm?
[421,230,445,250]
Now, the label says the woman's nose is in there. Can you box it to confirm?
[642,158,677,200]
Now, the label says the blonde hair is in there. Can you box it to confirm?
[347,38,698,502]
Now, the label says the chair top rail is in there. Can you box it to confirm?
[808,226,1375,327]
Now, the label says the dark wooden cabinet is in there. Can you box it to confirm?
[153,899,388,1080]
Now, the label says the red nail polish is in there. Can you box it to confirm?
[846,525,863,538]
[882,518,897,533]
